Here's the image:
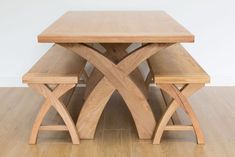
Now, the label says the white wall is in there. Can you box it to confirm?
[0,0,235,86]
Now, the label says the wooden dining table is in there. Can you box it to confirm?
[37,11,194,140]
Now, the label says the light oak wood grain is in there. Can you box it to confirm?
[39,125,68,131]
[38,11,194,43]
[148,44,210,84]
[165,125,193,131]
[160,89,181,125]
[1,87,235,157]
[153,84,205,144]
[148,44,209,144]
[22,44,86,84]
[28,84,80,144]
[59,43,173,139]
[22,44,87,144]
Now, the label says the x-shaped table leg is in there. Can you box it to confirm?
[60,43,172,139]
[153,83,205,144]
[29,83,80,144]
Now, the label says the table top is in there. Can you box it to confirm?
[38,11,194,43]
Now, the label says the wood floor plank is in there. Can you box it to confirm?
[103,91,133,130]
[1,87,235,157]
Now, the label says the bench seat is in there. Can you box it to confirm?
[22,44,86,144]
[148,44,210,84]
[23,44,86,84]
[148,44,210,144]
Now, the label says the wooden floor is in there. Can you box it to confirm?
[0,86,235,157]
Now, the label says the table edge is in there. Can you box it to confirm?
[37,35,195,43]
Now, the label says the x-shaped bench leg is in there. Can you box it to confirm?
[153,83,205,144]
[60,43,172,139]
[28,83,80,144]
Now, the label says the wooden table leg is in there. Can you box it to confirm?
[60,43,172,139]
[83,43,132,101]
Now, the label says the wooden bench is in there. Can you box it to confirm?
[148,44,210,144]
[22,44,86,144]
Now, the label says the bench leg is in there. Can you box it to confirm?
[28,84,80,144]
[153,83,205,144]
[82,69,89,83]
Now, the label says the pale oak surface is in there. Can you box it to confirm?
[148,44,210,84]
[38,11,194,43]
[1,87,235,157]
[22,44,86,84]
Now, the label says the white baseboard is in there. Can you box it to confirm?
[208,75,235,86]
[0,77,26,87]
